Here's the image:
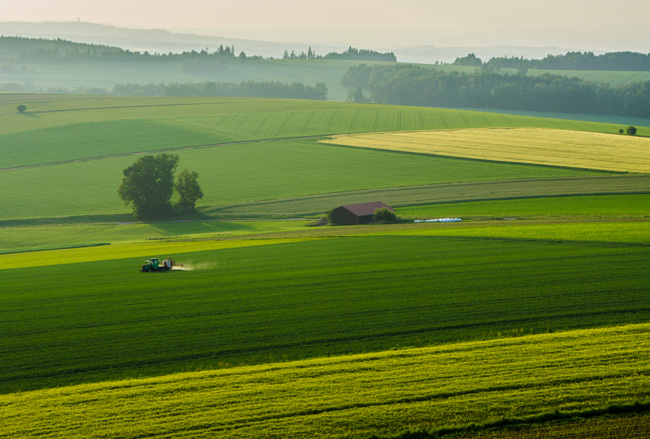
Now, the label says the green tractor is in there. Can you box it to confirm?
[141,257,176,272]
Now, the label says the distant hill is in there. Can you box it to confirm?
[0,21,341,59]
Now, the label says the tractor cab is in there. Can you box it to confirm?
[141,257,174,272]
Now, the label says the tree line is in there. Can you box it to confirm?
[282,46,396,62]
[452,51,650,72]
[113,80,328,100]
[0,37,395,65]
[342,64,650,118]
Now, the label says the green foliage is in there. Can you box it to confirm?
[124,80,328,100]
[16,104,26,113]
[485,50,650,71]
[343,64,650,117]
[117,153,179,220]
[627,125,637,135]
[373,207,399,223]
[174,169,203,213]
[453,53,483,67]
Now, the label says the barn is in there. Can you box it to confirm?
[330,201,395,225]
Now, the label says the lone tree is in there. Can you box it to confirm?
[174,169,204,213]
[16,105,26,113]
[118,153,180,220]
[626,125,637,136]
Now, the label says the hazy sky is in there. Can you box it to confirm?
[4,0,650,31]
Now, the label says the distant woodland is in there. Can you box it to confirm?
[113,81,328,99]
[0,36,394,64]
[342,64,650,117]
[454,51,650,72]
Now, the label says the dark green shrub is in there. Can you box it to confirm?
[373,207,399,223]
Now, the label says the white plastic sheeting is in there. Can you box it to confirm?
[414,218,462,223]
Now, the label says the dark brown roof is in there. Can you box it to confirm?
[339,201,394,217]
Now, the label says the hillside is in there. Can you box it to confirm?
[2,94,649,438]
[3,94,648,222]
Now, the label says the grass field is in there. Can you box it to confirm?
[2,94,650,438]
[324,128,650,172]
[3,224,650,393]
[4,94,644,222]
[1,323,648,438]
[397,194,650,219]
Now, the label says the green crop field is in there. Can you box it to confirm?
[1,94,642,222]
[1,323,648,438]
[3,226,650,393]
[2,94,650,438]
[397,194,650,219]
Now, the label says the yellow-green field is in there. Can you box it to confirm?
[323,128,650,172]
[1,323,648,439]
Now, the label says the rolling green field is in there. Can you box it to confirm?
[1,94,643,222]
[1,323,648,438]
[3,226,650,393]
[2,94,650,437]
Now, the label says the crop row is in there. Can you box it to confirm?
[1,323,648,438]
[2,234,649,393]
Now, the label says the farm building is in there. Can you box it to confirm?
[330,201,395,225]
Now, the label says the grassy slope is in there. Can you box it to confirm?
[2,225,650,393]
[1,324,648,438]
[3,95,628,221]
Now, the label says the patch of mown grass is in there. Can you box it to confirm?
[1,324,648,438]
[2,234,649,393]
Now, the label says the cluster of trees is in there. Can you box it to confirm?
[283,46,396,62]
[451,51,650,72]
[341,64,650,117]
[113,80,328,100]
[118,153,203,220]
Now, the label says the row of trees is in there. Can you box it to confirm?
[341,64,650,118]
[113,80,328,100]
[1,37,395,65]
[0,36,260,64]
[452,51,650,72]
[282,46,396,62]
[118,154,203,220]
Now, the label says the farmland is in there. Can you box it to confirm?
[323,127,650,172]
[1,323,649,438]
[2,93,650,437]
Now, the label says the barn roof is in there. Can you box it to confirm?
[339,201,394,217]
